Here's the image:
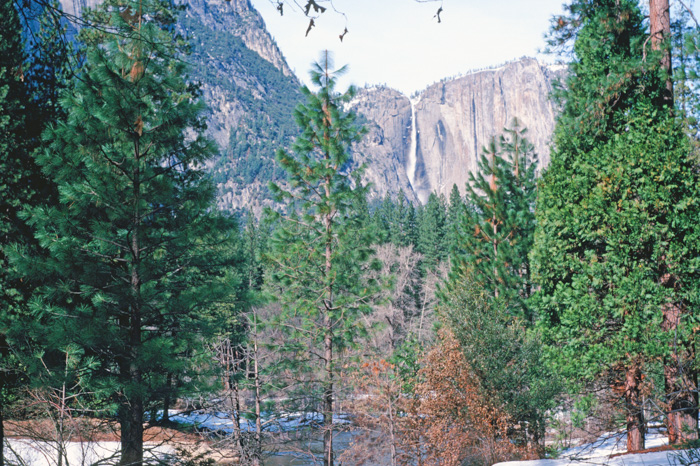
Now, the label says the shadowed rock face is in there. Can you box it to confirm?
[353,58,561,204]
[182,0,293,78]
[349,87,419,204]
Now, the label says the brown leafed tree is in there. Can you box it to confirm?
[414,329,534,466]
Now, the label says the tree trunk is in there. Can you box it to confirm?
[323,158,334,466]
[625,363,645,452]
[121,132,144,466]
[1,396,4,466]
[119,397,144,466]
[649,0,673,105]
[323,316,334,466]
[231,351,246,461]
[162,373,172,424]
[663,303,699,444]
[252,311,263,466]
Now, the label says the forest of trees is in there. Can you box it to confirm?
[1,0,700,465]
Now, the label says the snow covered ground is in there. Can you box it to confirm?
[495,428,691,465]
[3,410,352,465]
[8,414,692,465]
[4,439,174,466]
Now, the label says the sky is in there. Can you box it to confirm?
[249,0,700,96]
[249,0,567,95]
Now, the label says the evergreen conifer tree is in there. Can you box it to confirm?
[266,52,378,466]
[0,1,28,460]
[0,0,68,459]
[445,183,463,255]
[453,120,537,318]
[9,1,244,463]
[417,192,447,273]
[533,0,700,450]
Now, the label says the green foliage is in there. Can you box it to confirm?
[445,183,463,255]
[546,0,665,152]
[180,12,302,197]
[417,192,447,273]
[370,190,417,248]
[264,52,378,464]
[439,266,560,447]
[452,119,537,319]
[7,0,246,462]
[672,10,700,154]
[533,103,700,384]
[0,0,66,437]
[534,0,700,392]
[266,52,377,353]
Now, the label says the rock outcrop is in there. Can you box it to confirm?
[182,0,293,78]
[352,58,561,204]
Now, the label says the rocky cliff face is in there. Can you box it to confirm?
[349,87,419,204]
[352,58,561,204]
[183,0,292,77]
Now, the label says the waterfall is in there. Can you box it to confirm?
[406,98,418,193]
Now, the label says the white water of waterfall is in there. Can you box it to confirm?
[406,98,418,194]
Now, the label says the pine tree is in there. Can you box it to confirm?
[265,52,378,466]
[0,2,27,460]
[9,1,244,463]
[534,0,700,450]
[392,191,417,248]
[0,0,66,460]
[445,183,463,255]
[455,120,537,319]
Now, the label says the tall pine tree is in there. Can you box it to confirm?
[454,119,537,319]
[9,1,243,463]
[266,52,377,466]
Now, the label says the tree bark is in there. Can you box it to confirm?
[322,127,334,466]
[252,311,263,466]
[121,134,144,466]
[663,302,699,444]
[162,373,172,424]
[649,0,673,105]
[625,363,646,452]
[323,319,333,466]
[1,396,4,466]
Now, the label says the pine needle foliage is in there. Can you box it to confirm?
[453,119,537,320]
[265,51,379,466]
[533,0,700,451]
[7,1,245,464]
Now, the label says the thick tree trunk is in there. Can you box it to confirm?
[625,363,645,452]
[121,135,144,466]
[649,0,673,105]
[663,303,699,444]
[162,373,172,424]
[120,398,144,466]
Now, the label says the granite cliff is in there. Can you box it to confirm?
[351,58,561,204]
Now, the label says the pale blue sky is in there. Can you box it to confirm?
[250,0,699,95]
